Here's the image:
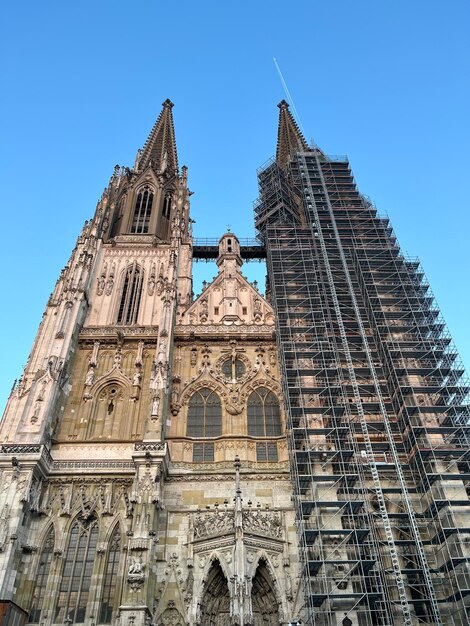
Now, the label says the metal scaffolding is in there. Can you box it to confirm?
[254,149,470,625]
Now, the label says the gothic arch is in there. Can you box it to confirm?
[130,184,155,234]
[62,504,100,534]
[161,185,175,220]
[180,378,227,409]
[54,512,99,624]
[187,388,222,438]
[99,522,124,623]
[110,192,127,237]
[116,261,145,325]
[246,550,277,580]
[37,518,55,544]
[86,378,130,440]
[199,551,232,584]
[247,387,282,438]
[28,523,56,623]
[250,557,281,626]
[198,556,232,626]
[90,366,131,392]
[102,517,124,543]
[239,377,282,405]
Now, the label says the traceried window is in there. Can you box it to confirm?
[256,442,278,462]
[193,442,215,462]
[29,527,54,623]
[222,358,245,382]
[110,193,126,238]
[54,515,98,624]
[247,388,282,437]
[187,388,222,438]
[162,192,172,219]
[131,185,154,233]
[99,526,121,624]
[117,262,143,325]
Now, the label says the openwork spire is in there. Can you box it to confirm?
[138,99,178,175]
[276,99,309,169]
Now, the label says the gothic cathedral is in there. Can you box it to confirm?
[0,101,301,626]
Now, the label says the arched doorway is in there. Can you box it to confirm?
[200,560,231,626]
[251,559,279,626]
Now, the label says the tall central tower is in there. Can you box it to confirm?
[255,101,470,626]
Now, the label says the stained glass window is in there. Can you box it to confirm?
[187,388,222,437]
[99,526,121,623]
[54,515,98,624]
[29,527,54,623]
[247,388,281,437]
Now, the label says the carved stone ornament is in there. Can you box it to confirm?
[193,508,234,539]
[192,507,283,541]
[158,606,184,626]
[243,509,282,539]
[127,556,145,591]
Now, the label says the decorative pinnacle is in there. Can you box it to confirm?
[278,99,289,109]
[162,98,174,109]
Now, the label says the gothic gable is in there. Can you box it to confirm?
[180,270,274,327]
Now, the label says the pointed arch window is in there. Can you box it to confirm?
[131,185,154,233]
[247,388,282,437]
[162,191,173,219]
[99,526,121,623]
[54,515,98,624]
[117,262,143,325]
[29,527,54,623]
[187,388,222,438]
[110,193,127,238]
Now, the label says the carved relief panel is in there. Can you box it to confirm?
[56,339,158,442]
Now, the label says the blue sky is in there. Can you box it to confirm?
[0,1,469,409]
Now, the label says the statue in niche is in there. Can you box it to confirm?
[97,273,106,296]
[151,393,161,420]
[85,366,95,386]
[128,556,144,575]
[157,338,167,365]
[199,297,208,323]
[31,381,46,424]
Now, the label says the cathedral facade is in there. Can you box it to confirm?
[0,101,301,626]
[2,98,470,626]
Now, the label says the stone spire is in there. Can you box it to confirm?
[276,99,309,169]
[138,98,178,175]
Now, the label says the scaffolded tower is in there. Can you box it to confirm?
[255,101,470,626]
